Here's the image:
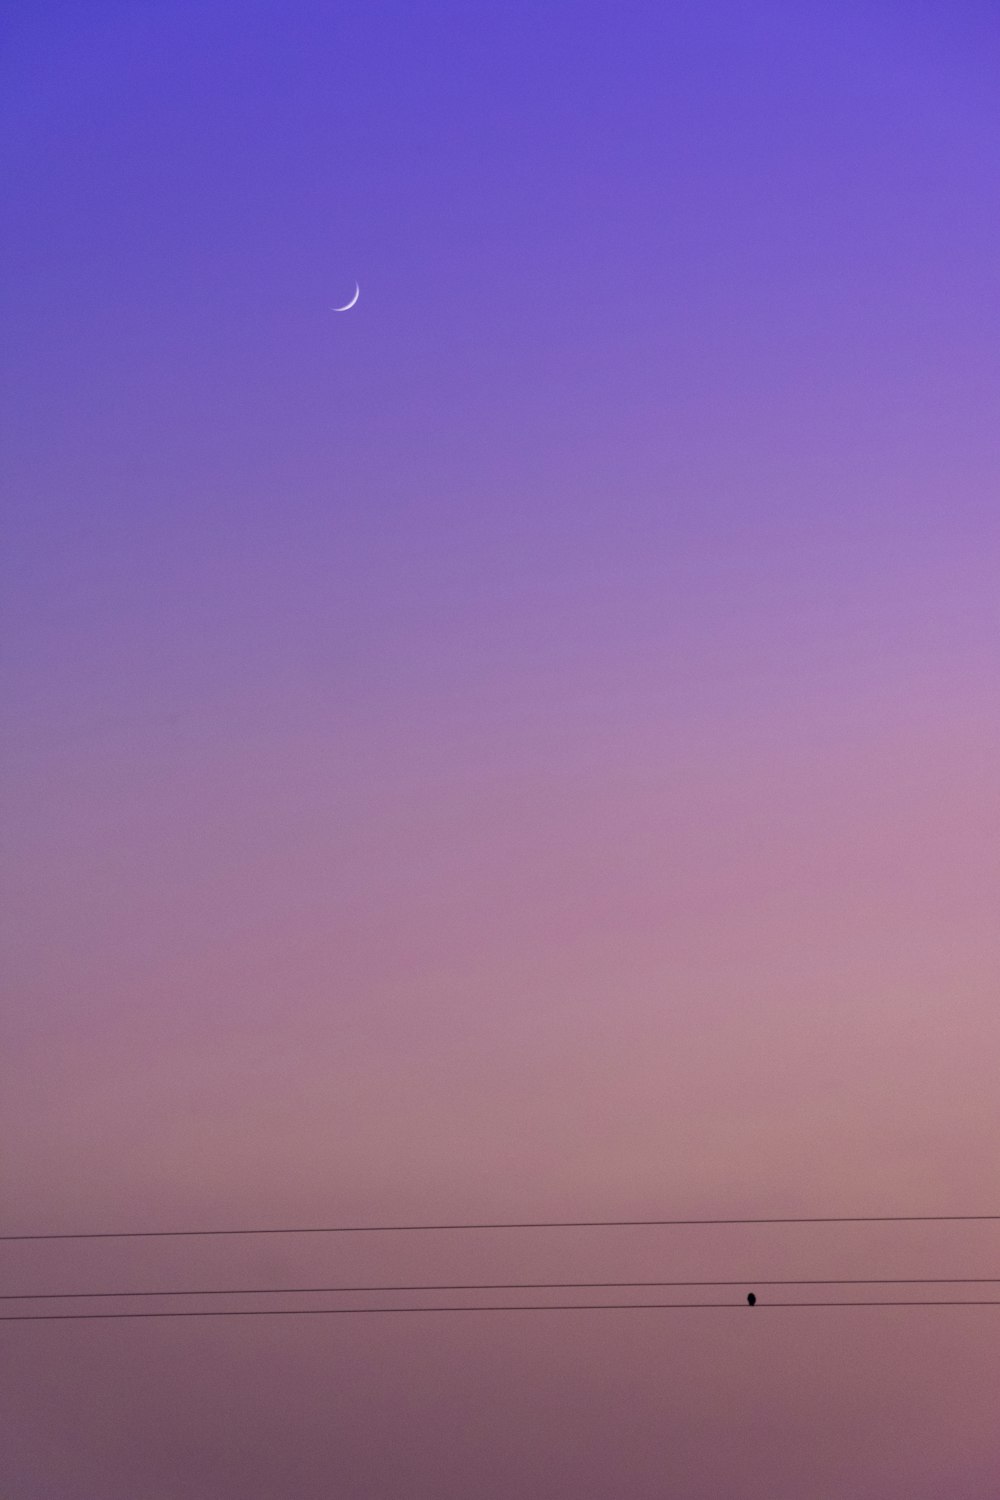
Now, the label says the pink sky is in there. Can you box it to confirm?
[3,2,999,1495]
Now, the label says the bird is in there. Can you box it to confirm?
[747,1292,756,1306]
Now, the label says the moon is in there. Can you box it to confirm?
[332,282,360,312]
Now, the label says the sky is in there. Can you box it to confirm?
[2,1,999,1495]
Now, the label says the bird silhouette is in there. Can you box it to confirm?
[746,1292,756,1306]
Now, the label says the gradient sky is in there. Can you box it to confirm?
[2,3,1000,1496]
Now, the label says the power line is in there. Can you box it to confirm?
[5,1213,999,1243]
[4,1277,1000,1301]
[5,1300,1000,1322]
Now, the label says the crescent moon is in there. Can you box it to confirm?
[332,282,360,312]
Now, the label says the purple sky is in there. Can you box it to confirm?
[2,2,999,1495]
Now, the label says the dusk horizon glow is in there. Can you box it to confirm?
[3,2,999,1496]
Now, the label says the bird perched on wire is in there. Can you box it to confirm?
[746,1292,756,1306]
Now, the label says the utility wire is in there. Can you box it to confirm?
[5,1213,999,1242]
[5,1300,1000,1322]
[4,1277,999,1301]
